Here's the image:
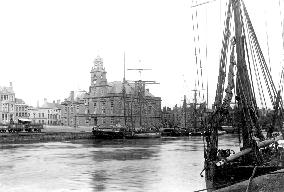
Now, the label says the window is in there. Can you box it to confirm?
[102,117,106,124]
[102,108,106,114]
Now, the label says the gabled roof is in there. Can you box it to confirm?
[108,81,155,97]
[0,86,14,94]
[41,102,61,109]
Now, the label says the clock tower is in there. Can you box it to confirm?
[90,55,108,95]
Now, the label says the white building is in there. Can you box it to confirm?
[0,83,15,124]
[27,99,62,125]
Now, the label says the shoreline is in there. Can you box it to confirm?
[0,132,94,144]
[0,126,94,144]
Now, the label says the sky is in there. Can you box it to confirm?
[0,0,283,108]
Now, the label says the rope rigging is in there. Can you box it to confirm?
[205,0,283,159]
[192,0,206,103]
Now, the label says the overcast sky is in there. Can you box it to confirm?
[0,0,283,108]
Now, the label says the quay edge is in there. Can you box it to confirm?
[0,132,94,144]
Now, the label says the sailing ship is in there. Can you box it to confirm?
[123,69,161,139]
[200,0,284,190]
[92,56,161,139]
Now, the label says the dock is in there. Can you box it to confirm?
[0,126,94,144]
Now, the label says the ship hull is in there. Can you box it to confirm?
[125,132,161,139]
[92,129,125,139]
[205,161,283,191]
[161,128,189,137]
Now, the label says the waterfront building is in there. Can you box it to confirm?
[60,56,161,128]
[41,99,62,125]
[161,105,182,128]
[14,98,29,121]
[61,90,87,127]
[27,99,62,125]
[74,55,161,128]
[0,82,15,124]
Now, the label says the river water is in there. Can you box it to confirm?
[0,134,240,192]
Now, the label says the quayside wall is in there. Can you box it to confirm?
[0,132,94,144]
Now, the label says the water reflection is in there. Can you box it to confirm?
[0,135,240,192]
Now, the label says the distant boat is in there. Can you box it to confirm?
[188,127,204,136]
[161,128,189,137]
[125,130,161,139]
[92,125,126,139]
[221,125,237,134]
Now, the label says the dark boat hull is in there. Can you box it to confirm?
[189,132,203,136]
[92,130,125,139]
[161,128,189,137]
[205,161,283,191]
[125,132,161,139]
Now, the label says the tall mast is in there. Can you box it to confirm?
[127,67,158,128]
[193,89,198,129]
[234,0,252,148]
[183,95,187,129]
[123,52,127,127]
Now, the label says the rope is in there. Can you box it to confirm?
[245,17,266,109]
[214,0,232,107]
[242,0,277,106]
[246,166,257,192]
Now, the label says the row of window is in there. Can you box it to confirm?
[0,95,14,101]
[1,113,12,121]
[16,112,27,117]
[15,106,27,112]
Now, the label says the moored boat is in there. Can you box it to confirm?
[161,128,189,137]
[199,0,284,191]
[92,125,126,139]
[221,125,238,134]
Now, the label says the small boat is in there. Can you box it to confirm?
[218,130,226,135]
[126,131,161,139]
[125,127,161,139]
[188,128,204,136]
[161,128,189,137]
[189,131,203,136]
[92,125,126,139]
[221,125,238,134]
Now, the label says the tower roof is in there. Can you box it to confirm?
[93,55,104,71]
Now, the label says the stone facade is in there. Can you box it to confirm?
[60,56,162,128]
[83,56,161,128]
[0,83,15,124]
[27,99,62,125]
[15,98,29,121]
[61,90,87,127]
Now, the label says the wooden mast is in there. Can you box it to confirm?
[123,52,127,129]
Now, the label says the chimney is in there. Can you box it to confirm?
[44,98,47,104]
[37,100,39,108]
[9,82,13,87]
[70,91,74,101]
[53,100,55,104]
